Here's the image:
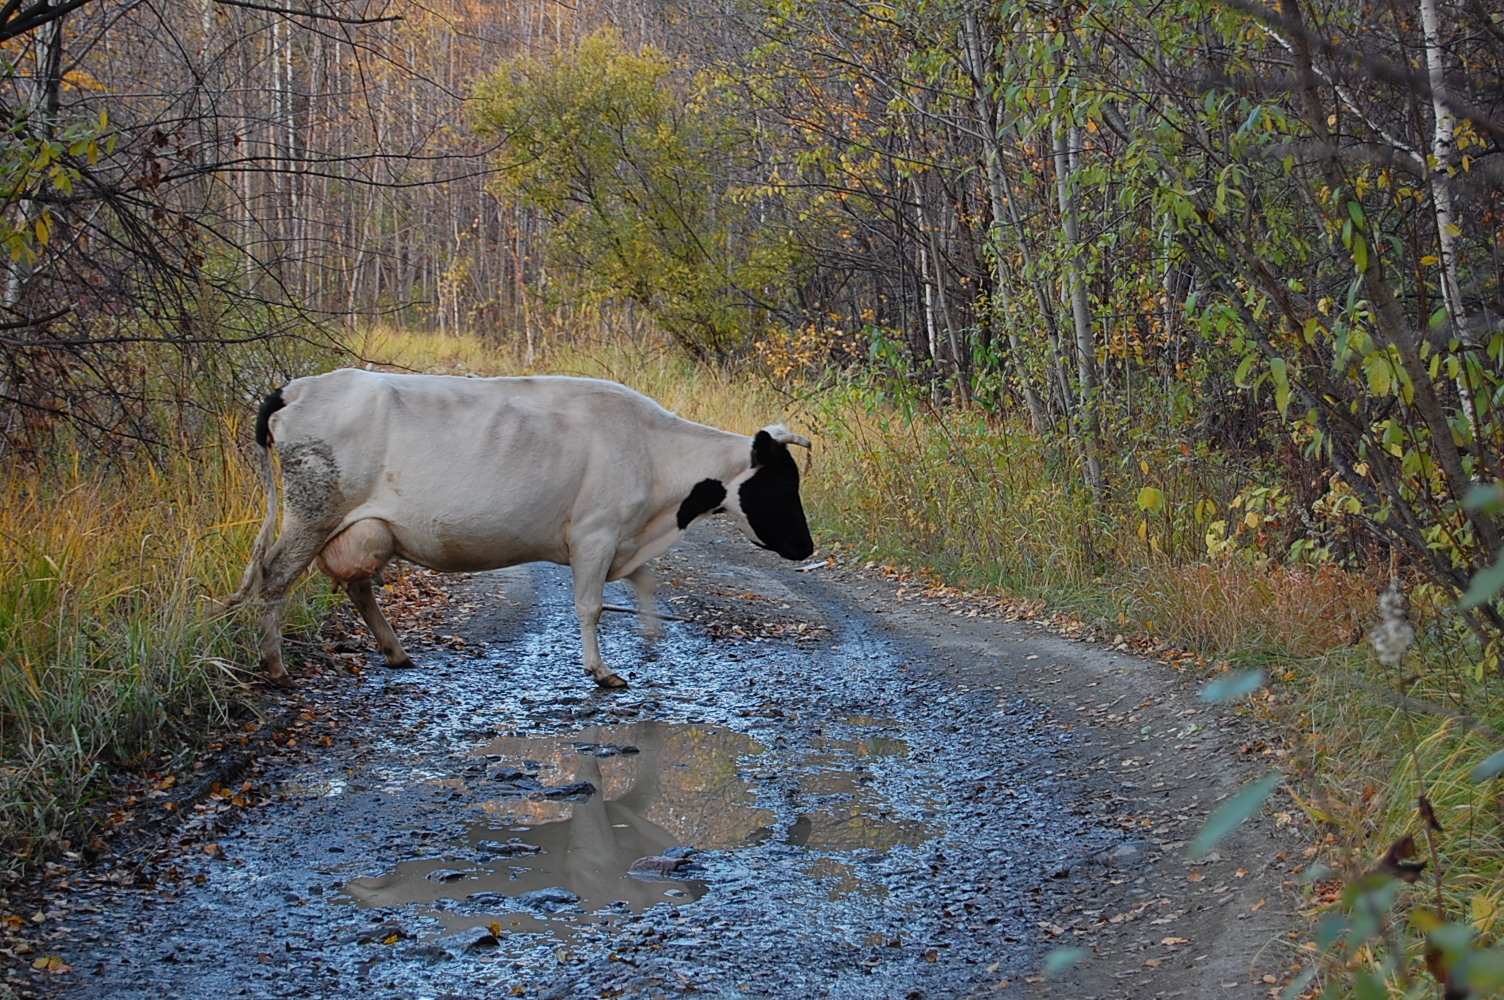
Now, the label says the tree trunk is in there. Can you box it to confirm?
[1050,83,1104,497]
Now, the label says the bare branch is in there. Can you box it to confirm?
[208,0,401,26]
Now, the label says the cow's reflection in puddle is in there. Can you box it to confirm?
[342,722,771,937]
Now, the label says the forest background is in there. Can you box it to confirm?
[1,0,1503,993]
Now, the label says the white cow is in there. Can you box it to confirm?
[230,369,813,688]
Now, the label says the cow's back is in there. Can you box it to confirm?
[269,370,677,570]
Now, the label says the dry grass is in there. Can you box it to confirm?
[1121,559,1378,659]
[0,432,243,864]
[0,380,336,869]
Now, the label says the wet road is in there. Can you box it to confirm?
[25,531,1292,999]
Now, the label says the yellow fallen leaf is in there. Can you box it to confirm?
[1162,937,1188,946]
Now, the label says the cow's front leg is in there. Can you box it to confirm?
[345,578,415,669]
[571,554,627,689]
[626,565,661,642]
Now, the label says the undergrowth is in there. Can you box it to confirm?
[0,340,339,874]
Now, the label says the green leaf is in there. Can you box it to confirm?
[1371,353,1389,396]
[1462,552,1504,609]
[1470,749,1504,782]
[1189,772,1281,860]
[1233,354,1255,389]
[1278,967,1319,1000]
[1041,947,1087,978]
[1136,486,1166,513]
[1464,483,1504,515]
[1352,233,1368,273]
[1352,970,1386,1000]
[1459,944,1504,991]
[1201,670,1266,702]
[1269,357,1291,418]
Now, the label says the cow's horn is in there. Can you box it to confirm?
[763,424,811,449]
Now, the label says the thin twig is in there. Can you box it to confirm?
[601,603,690,623]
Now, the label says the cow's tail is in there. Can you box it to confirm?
[227,388,285,607]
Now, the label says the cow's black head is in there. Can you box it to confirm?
[729,427,814,561]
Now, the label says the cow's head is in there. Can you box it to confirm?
[723,424,814,561]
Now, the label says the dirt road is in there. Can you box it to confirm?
[6,529,1299,999]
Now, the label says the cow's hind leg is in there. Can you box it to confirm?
[316,519,413,669]
[345,579,414,669]
[627,565,661,642]
[254,525,329,687]
[571,549,627,689]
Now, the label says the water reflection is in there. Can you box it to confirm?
[798,728,937,852]
[343,723,770,935]
[474,722,774,850]
[342,719,940,937]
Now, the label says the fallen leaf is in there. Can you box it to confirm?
[1161,937,1188,946]
[1418,796,1443,833]
[1370,835,1426,883]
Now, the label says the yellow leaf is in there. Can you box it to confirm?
[1420,255,1439,266]
[1472,894,1497,932]
[1410,908,1445,935]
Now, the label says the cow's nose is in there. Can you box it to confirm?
[781,540,814,561]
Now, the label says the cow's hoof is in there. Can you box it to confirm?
[258,658,294,689]
[385,657,417,670]
[594,672,629,689]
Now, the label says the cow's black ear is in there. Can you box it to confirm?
[751,430,777,467]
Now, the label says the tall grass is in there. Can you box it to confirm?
[0,415,334,870]
[1,430,283,865]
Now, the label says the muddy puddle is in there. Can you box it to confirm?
[339,719,942,946]
[29,553,1138,1000]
